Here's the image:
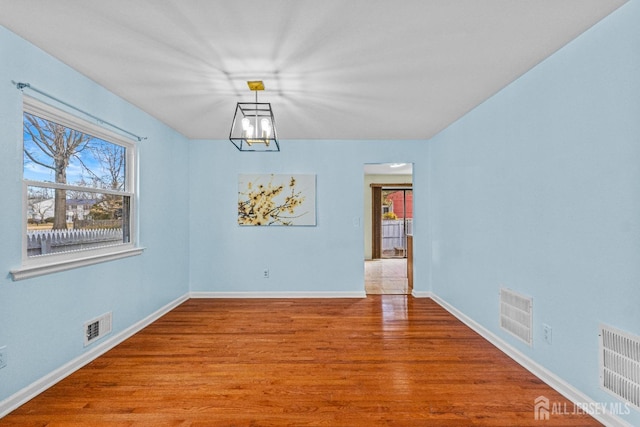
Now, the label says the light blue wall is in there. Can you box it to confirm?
[428,1,640,424]
[188,139,429,294]
[0,26,190,401]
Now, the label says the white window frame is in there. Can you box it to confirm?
[10,97,143,281]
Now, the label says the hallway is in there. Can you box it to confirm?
[364,258,409,294]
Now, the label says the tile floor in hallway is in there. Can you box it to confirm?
[364,258,409,294]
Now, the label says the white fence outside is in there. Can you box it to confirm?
[382,219,413,256]
[27,228,124,257]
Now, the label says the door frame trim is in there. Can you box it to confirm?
[370,183,412,259]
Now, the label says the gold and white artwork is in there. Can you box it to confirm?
[238,174,316,226]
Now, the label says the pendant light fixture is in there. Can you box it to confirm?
[229,81,279,152]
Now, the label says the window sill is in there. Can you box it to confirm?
[10,246,145,281]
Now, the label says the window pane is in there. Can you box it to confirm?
[27,185,130,257]
[23,112,126,190]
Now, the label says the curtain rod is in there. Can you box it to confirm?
[13,81,147,142]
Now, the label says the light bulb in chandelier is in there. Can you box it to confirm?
[261,118,272,138]
[241,117,251,131]
[245,124,254,139]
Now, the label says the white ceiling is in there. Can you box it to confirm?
[364,163,413,176]
[0,0,626,141]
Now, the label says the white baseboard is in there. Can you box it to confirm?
[0,293,189,419]
[430,294,633,427]
[411,290,432,298]
[190,291,367,299]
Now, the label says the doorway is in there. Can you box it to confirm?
[364,163,413,295]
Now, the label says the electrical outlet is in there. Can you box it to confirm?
[543,324,552,344]
[0,346,7,369]
[263,268,269,279]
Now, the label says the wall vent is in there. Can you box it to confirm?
[84,312,112,347]
[499,288,532,346]
[599,324,640,409]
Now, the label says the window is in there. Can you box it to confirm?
[11,97,142,280]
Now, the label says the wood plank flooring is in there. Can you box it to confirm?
[1,297,601,426]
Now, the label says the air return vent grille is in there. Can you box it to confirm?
[499,288,532,346]
[599,324,640,409]
[84,312,112,347]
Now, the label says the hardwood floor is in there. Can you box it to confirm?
[1,297,601,426]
